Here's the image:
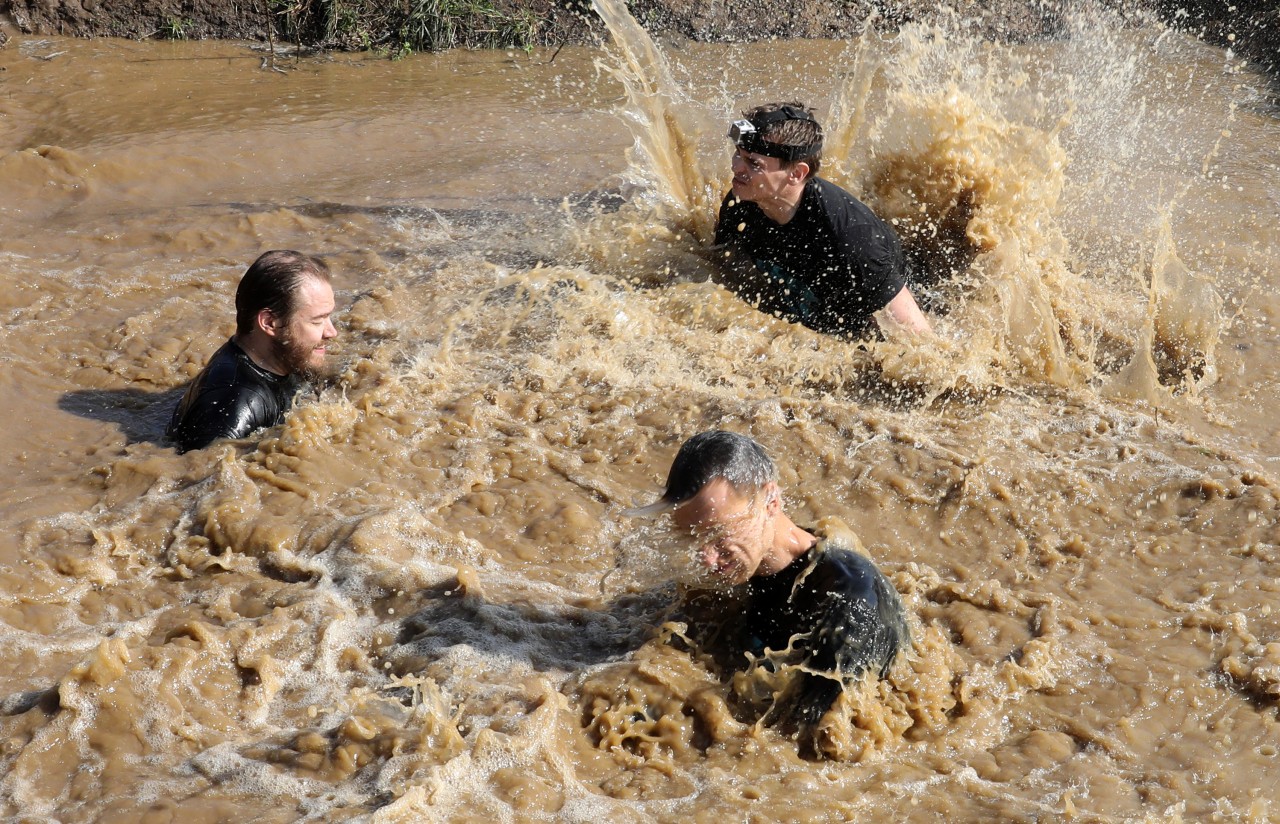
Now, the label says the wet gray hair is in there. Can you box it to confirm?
[625,430,779,517]
[662,430,777,504]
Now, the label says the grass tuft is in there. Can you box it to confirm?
[258,0,550,57]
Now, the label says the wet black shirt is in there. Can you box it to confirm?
[167,339,300,453]
[714,177,907,337]
[741,538,909,724]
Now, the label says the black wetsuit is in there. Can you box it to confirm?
[740,535,909,725]
[167,339,300,453]
[714,177,908,338]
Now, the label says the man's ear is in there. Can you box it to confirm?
[789,161,810,183]
[762,481,783,515]
[256,308,282,339]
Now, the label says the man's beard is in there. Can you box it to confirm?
[274,330,330,383]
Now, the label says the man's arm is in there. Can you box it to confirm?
[761,589,883,727]
[711,198,780,309]
[773,555,910,725]
[881,285,932,334]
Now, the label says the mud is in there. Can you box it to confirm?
[1,2,1279,821]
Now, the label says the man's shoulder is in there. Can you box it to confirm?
[167,339,288,451]
[715,192,768,246]
[805,177,882,228]
[194,339,252,383]
[808,176,856,201]
[190,372,277,409]
[175,349,278,421]
[717,191,761,222]
[198,341,286,393]
[799,525,892,595]
[811,543,881,585]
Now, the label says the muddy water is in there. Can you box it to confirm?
[1,6,1279,820]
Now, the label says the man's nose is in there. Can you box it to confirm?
[699,544,721,568]
[731,154,748,175]
[323,319,337,339]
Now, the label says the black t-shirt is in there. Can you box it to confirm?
[741,538,909,724]
[714,177,907,337]
[167,338,300,453]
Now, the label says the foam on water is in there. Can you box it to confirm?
[1,8,1279,821]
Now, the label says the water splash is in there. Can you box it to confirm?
[1108,215,1223,403]
[590,0,722,244]
[589,0,1235,402]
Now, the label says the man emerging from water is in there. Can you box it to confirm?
[715,102,931,337]
[627,430,910,731]
[167,250,337,453]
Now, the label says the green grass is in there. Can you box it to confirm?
[159,16,193,40]
[258,0,547,57]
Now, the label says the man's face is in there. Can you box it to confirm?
[275,276,337,378]
[730,148,793,205]
[671,477,771,586]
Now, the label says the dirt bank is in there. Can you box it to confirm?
[2,0,1277,76]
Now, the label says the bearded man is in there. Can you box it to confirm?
[167,250,337,453]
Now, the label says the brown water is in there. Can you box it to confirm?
[1,6,1279,820]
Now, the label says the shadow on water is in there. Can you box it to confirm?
[58,386,183,447]
[0,688,59,718]
[221,194,626,271]
[394,578,676,674]
[231,192,626,225]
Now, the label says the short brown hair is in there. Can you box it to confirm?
[234,250,330,336]
[745,102,824,177]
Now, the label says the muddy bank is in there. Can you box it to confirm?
[2,0,593,52]
[3,0,1278,76]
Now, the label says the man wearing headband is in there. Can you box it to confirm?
[627,430,909,732]
[715,102,931,337]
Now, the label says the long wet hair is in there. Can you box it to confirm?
[234,250,330,336]
[661,430,778,506]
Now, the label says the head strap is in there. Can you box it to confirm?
[728,106,823,161]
